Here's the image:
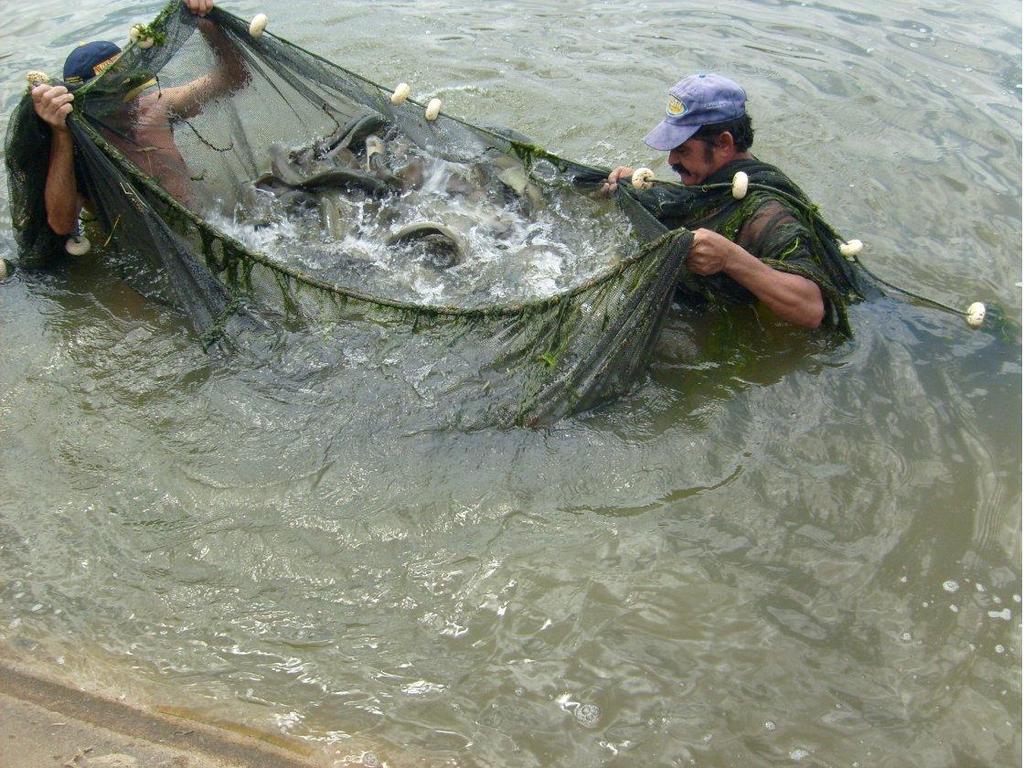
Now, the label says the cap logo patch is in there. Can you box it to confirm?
[666,96,685,117]
[92,54,120,78]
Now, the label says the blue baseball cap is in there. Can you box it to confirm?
[643,74,747,151]
[63,41,122,88]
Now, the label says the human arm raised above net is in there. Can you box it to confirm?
[183,0,213,16]
[30,84,85,235]
[158,9,249,121]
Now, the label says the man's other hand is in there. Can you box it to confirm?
[184,0,214,16]
[31,84,74,131]
[600,166,635,196]
[686,228,736,276]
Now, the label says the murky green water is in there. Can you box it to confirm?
[1,0,1020,765]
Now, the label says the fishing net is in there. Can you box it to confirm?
[635,158,870,335]
[5,2,863,427]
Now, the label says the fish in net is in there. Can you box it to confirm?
[5,2,866,427]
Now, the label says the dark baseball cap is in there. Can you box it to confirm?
[63,41,122,88]
[643,73,747,151]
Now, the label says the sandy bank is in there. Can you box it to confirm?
[0,660,327,768]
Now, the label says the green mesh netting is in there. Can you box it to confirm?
[5,2,864,427]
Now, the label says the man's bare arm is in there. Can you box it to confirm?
[688,228,825,328]
[158,16,249,121]
[31,84,83,235]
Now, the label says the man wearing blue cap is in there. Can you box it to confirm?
[30,0,240,236]
[604,74,836,330]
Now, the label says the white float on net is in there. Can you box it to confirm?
[425,98,442,121]
[391,82,411,105]
[131,24,155,49]
[731,171,748,199]
[631,168,655,190]
[839,239,863,258]
[966,301,986,328]
[249,13,268,38]
[26,71,50,90]
[65,235,91,256]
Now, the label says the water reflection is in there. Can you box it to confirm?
[0,0,1019,766]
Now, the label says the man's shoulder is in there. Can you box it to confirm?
[743,197,803,228]
[137,93,171,114]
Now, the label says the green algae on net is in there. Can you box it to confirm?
[4,3,1000,430]
[5,0,704,427]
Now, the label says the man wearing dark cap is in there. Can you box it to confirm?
[30,0,242,236]
[604,74,846,330]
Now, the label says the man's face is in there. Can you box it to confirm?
[668,137,721,186]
